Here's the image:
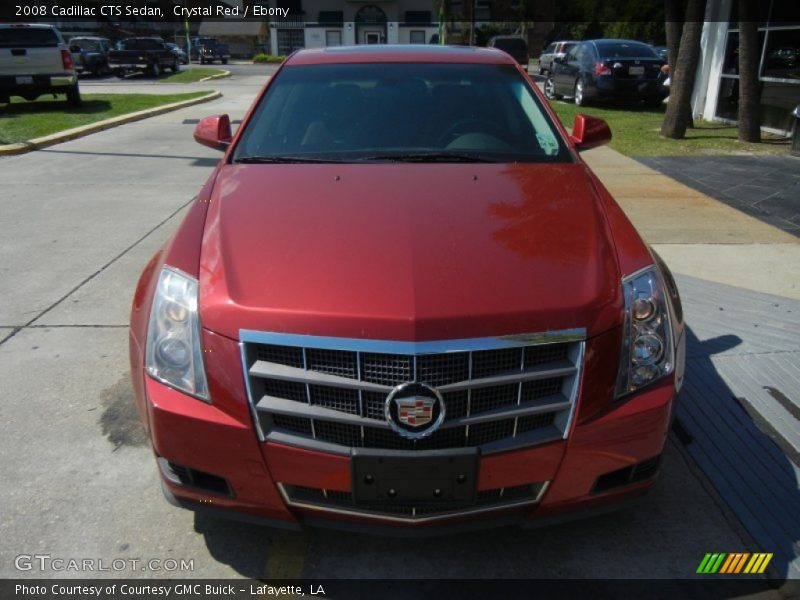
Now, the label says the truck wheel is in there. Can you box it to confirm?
[115,69,126,79]
[171,61,180,73]
[66,84,81,108]
[150,61,161,77]
[200,57,206,65]
[222,58,228,65]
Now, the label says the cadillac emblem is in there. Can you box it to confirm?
[385,382,445,439]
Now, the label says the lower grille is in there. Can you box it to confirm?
[280,482,548,521]
[242,330,585,455]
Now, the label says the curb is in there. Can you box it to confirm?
[0,90,222,156]
[199,70,231,82]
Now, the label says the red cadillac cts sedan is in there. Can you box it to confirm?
[129,45,686,534]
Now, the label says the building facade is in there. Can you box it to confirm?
[693,0,800,134]
[268,0,442,55]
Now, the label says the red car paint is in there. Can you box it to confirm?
[130,46,684,533]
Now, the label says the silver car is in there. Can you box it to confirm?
[538,40,577,75]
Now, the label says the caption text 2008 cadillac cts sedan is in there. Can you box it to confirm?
[128,45,686,534]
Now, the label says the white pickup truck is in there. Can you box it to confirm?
[0,23,81,107]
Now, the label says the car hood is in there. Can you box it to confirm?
[198,163,623,341]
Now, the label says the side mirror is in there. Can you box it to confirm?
[194,114,232,151]
[570,114,611,151]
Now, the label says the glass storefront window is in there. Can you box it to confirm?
[762,29,800,80]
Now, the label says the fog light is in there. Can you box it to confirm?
[633,334,663,366]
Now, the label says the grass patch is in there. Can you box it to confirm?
[547,100,790,156]
[158,68,227,83]
[253,53,286,63]
[0,92,211,145]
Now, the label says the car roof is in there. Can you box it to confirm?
[286,45,518,66]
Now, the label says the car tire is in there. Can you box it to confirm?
[222,58,228,65]
[151,61,161,77]
[172,61,180,73]
[545,76,561,100]
[645,97,665,108]
[115,69,126,79]
[0,95,10,104]
[200,57,206,65]
[574,79,588,107]
[66,84,81,108]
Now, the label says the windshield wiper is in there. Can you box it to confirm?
[356,152,497,163]
[233,155,342,164]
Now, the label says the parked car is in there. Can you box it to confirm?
[0,23,80,106]
[538,40,577,75]
[652,45,669,61]
[166,43,189,65]
[189,37,230,65]
[69,36,111,77]
[546,39,668,106]
[108,37,179,78]
[487,35,529,71]
[130,45,685,534]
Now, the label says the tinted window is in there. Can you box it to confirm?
[0,28,58,48]
[544,43,556,53]
[72,39,100,51]
[565,45,580,61]
[561,42,577,53]
[235,63,569,163]
[120,39,162,50]
[596,41,659,59]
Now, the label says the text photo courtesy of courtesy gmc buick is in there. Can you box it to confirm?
[129,45,686,534]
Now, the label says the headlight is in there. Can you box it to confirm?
[615,265,674,398]
[145,267,209,401]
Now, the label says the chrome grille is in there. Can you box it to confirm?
[241,330,585,455]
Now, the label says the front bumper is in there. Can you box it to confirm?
[142,335,675,533]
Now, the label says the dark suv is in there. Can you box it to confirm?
[546,39,668,107]
[487,36,529,71]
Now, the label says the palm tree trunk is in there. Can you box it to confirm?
[738,0,761,142]
[661,0,707,139]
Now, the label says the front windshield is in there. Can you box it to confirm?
[233,63,570,163]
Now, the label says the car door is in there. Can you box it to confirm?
[555,44,581,94]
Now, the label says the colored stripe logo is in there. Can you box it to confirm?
[696,552,773,574]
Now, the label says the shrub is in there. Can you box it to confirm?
[253,53,286,63]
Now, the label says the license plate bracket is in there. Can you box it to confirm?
[15,76,34,85]
[352,447,479,504]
